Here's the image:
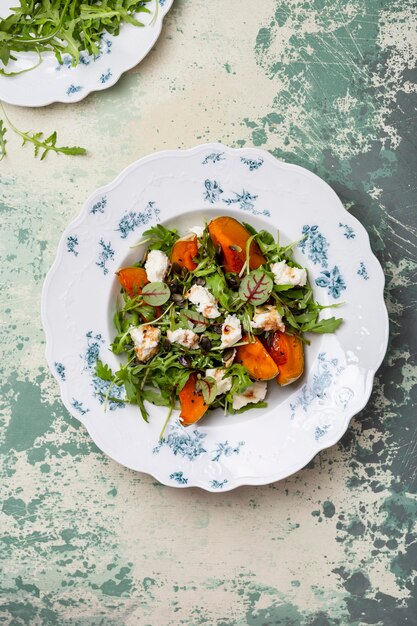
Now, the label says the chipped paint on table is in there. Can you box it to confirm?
[1,0,416,623]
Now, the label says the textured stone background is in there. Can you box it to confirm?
[1,1,416,624]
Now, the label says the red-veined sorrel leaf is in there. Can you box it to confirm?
[180,309,211,333]
[141,282,170,306]
[238,270,273,305]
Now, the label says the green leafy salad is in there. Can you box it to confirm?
[0,0,154,75]
[96,216,343,437]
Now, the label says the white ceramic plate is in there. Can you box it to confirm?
[41,144,388,491]
[0,0,173,107]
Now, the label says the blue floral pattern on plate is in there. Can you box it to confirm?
[67,235,79,256]
[96,239,115,274]
[170,472,188,484]
[211,479,228,489]
[83,332,125,410]
[339,222,356,239]
[223,190,270,217]
[211,441,245,462]
[66,84,82,96]
[71,399,90,415]
[204,179,224,203]
[315,266,347,299]
[54,362,66,381]
[153,423,207,460]
[290,353,341,419]
[240,157,264,171]
[117,202,160,239]
[299,225,329,267]
[202,152,225,164]
[99,69,112,84]
[357,262,370,280]
[90,196,107,215]
[315,425,330,441]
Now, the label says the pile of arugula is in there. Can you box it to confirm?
[0,0,153,73]
[96,222,343,436]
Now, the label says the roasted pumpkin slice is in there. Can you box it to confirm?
[208,216,266,273]
[116,267,148,298]
[170,234,199,271]
[179,373,209,425]
[235,335,279,380]
[267,331,304,386]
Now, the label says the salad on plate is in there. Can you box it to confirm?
[96,216,343,437]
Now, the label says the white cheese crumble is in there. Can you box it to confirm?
[232,381,267,410]
[251,305,285,332]
[167,328,199,349]
[187,284,220,319]
[205,368,232,395]
[220,314,242,349]
[130,325,160,362]
[145,249,170,283]
[271,260,307,287]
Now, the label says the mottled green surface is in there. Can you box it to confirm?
[1,1,416,624]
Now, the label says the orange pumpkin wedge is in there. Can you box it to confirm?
[267,331,304,386]
[116,267,148,298]
[179,373,208,425]
[208,216,266,274]
[235,335,279,380]
[170,234,199,271]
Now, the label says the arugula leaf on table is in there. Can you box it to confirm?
[0,104,87,160]
[0,120,7,160]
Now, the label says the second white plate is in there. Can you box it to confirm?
[0,0,174,107]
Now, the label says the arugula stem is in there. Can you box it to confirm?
[0,51,42,77]
[149,0,159,26]
[140,302,173,327]
[159,401,174,441]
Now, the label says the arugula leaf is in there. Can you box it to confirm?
[142,389,170,407]
[205,273,234,310]
[0,121,7,160]
[95,359,113,382]
[306,317,343,334]
[231,401,268,414]
[0,104,87,160]
[141,224,179,254]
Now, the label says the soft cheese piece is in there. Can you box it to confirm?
[145,249,170,282]
[271,260,307,287]
[167,328,199,349]
[130,325,160,362]
[187,284,220,319]
[251,305,285,332]
[220,314,242,349]
[205,368,232,395]
[232,381,267,410]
